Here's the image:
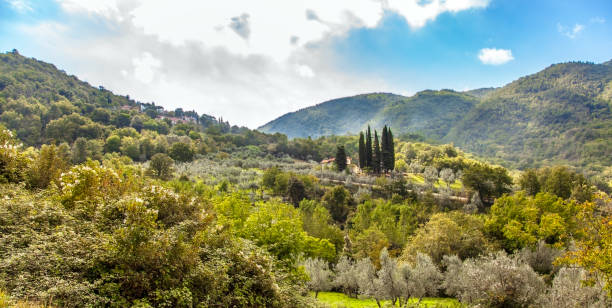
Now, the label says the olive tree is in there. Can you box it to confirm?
[333,256,359,297]
[303,258,333,298]
[443,251,545,307]
[539,267,611,308]
[375,248,405,306]
[399,253,442,306]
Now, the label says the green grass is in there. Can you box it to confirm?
[314,292,462,308]
[406,173,425,184]
[405,173,463,191]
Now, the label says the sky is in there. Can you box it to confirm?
[1,0,611,128]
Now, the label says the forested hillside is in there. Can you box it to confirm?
[448,61,612,173]
[259,60,612,178]
[259,93,398,139]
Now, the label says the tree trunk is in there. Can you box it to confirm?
[376,299,381,308]
[315,291,319,299]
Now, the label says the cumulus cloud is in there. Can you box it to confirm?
[229,13,251,40]
[132,52,162,83]
[22,0,489,127]
[296,65,315,78]
[385,0,489,28]
[478,48,514,65]
[557,23,584,39]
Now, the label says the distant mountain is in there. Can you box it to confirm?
[259,60,612,172]
[259,93,399,139]
[259,90,478,140]
[447,61,612,170]
[463,87,498,98]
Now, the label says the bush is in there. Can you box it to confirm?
[539,267,611,308]
[0,126,28,184]
[443,251,545,307]
[169,142,194,162]
[146,153,175,180]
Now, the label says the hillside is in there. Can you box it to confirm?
[259,90,478,139]
[258,93,399,139]
[447,61,612,171]
[259,60,612,174]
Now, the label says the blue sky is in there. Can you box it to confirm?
[1,0,611,127]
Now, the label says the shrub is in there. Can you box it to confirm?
[443,251,545,307]
[0,126,28,183]
[146,153,174,180]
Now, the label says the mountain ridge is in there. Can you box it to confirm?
[259,60,612,173]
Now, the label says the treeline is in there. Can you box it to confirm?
[357,125,395,173]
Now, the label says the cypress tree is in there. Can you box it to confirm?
[335,145,347,172]
[373,130,381,174]
[388,127,395,171]
[358,132,365,169]
[381,126,389,173]
[365,126,372,169]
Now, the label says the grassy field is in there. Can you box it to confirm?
[314,292,462,308]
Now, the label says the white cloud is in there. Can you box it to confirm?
[478,48,514,65]
[5,0,32,12]
[296,64,315,78]
[24,0,489,127]
[557,23,584,39]
[385,0,489,28]
[56,0,489,60]
[132,52,161,84]
[590,17,605,24]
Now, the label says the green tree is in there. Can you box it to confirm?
[71,137,88,164]
[381,126,389,172]
[373,130,381,174]
[519,169,540,196]
[386,127,395,172]
[485,192,578,251]
[462,163,512,203]
[169,142,194,162]
[104,135,121,153]
[287,176,306,206]
[120,136,141,161]
[358,132,366,169]
[322,185,353,224]
[335,145,347,172]
[27,144,70,189]
[365,126,372,169]
[402,212,489,265]
[146,153,175,180]
[0,126,28,183]
[90,108,110,124]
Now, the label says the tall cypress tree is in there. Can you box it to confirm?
[373,130,381,174]
[358,132,365,169]
[381,126,389,173]
[335,145,347,172]
[365,126,372,169]
[388,127,395,171]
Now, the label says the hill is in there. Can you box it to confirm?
[258,93,399,139]
[447,61,612,171]
[259,90,478,140]
[259,60,612,174]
